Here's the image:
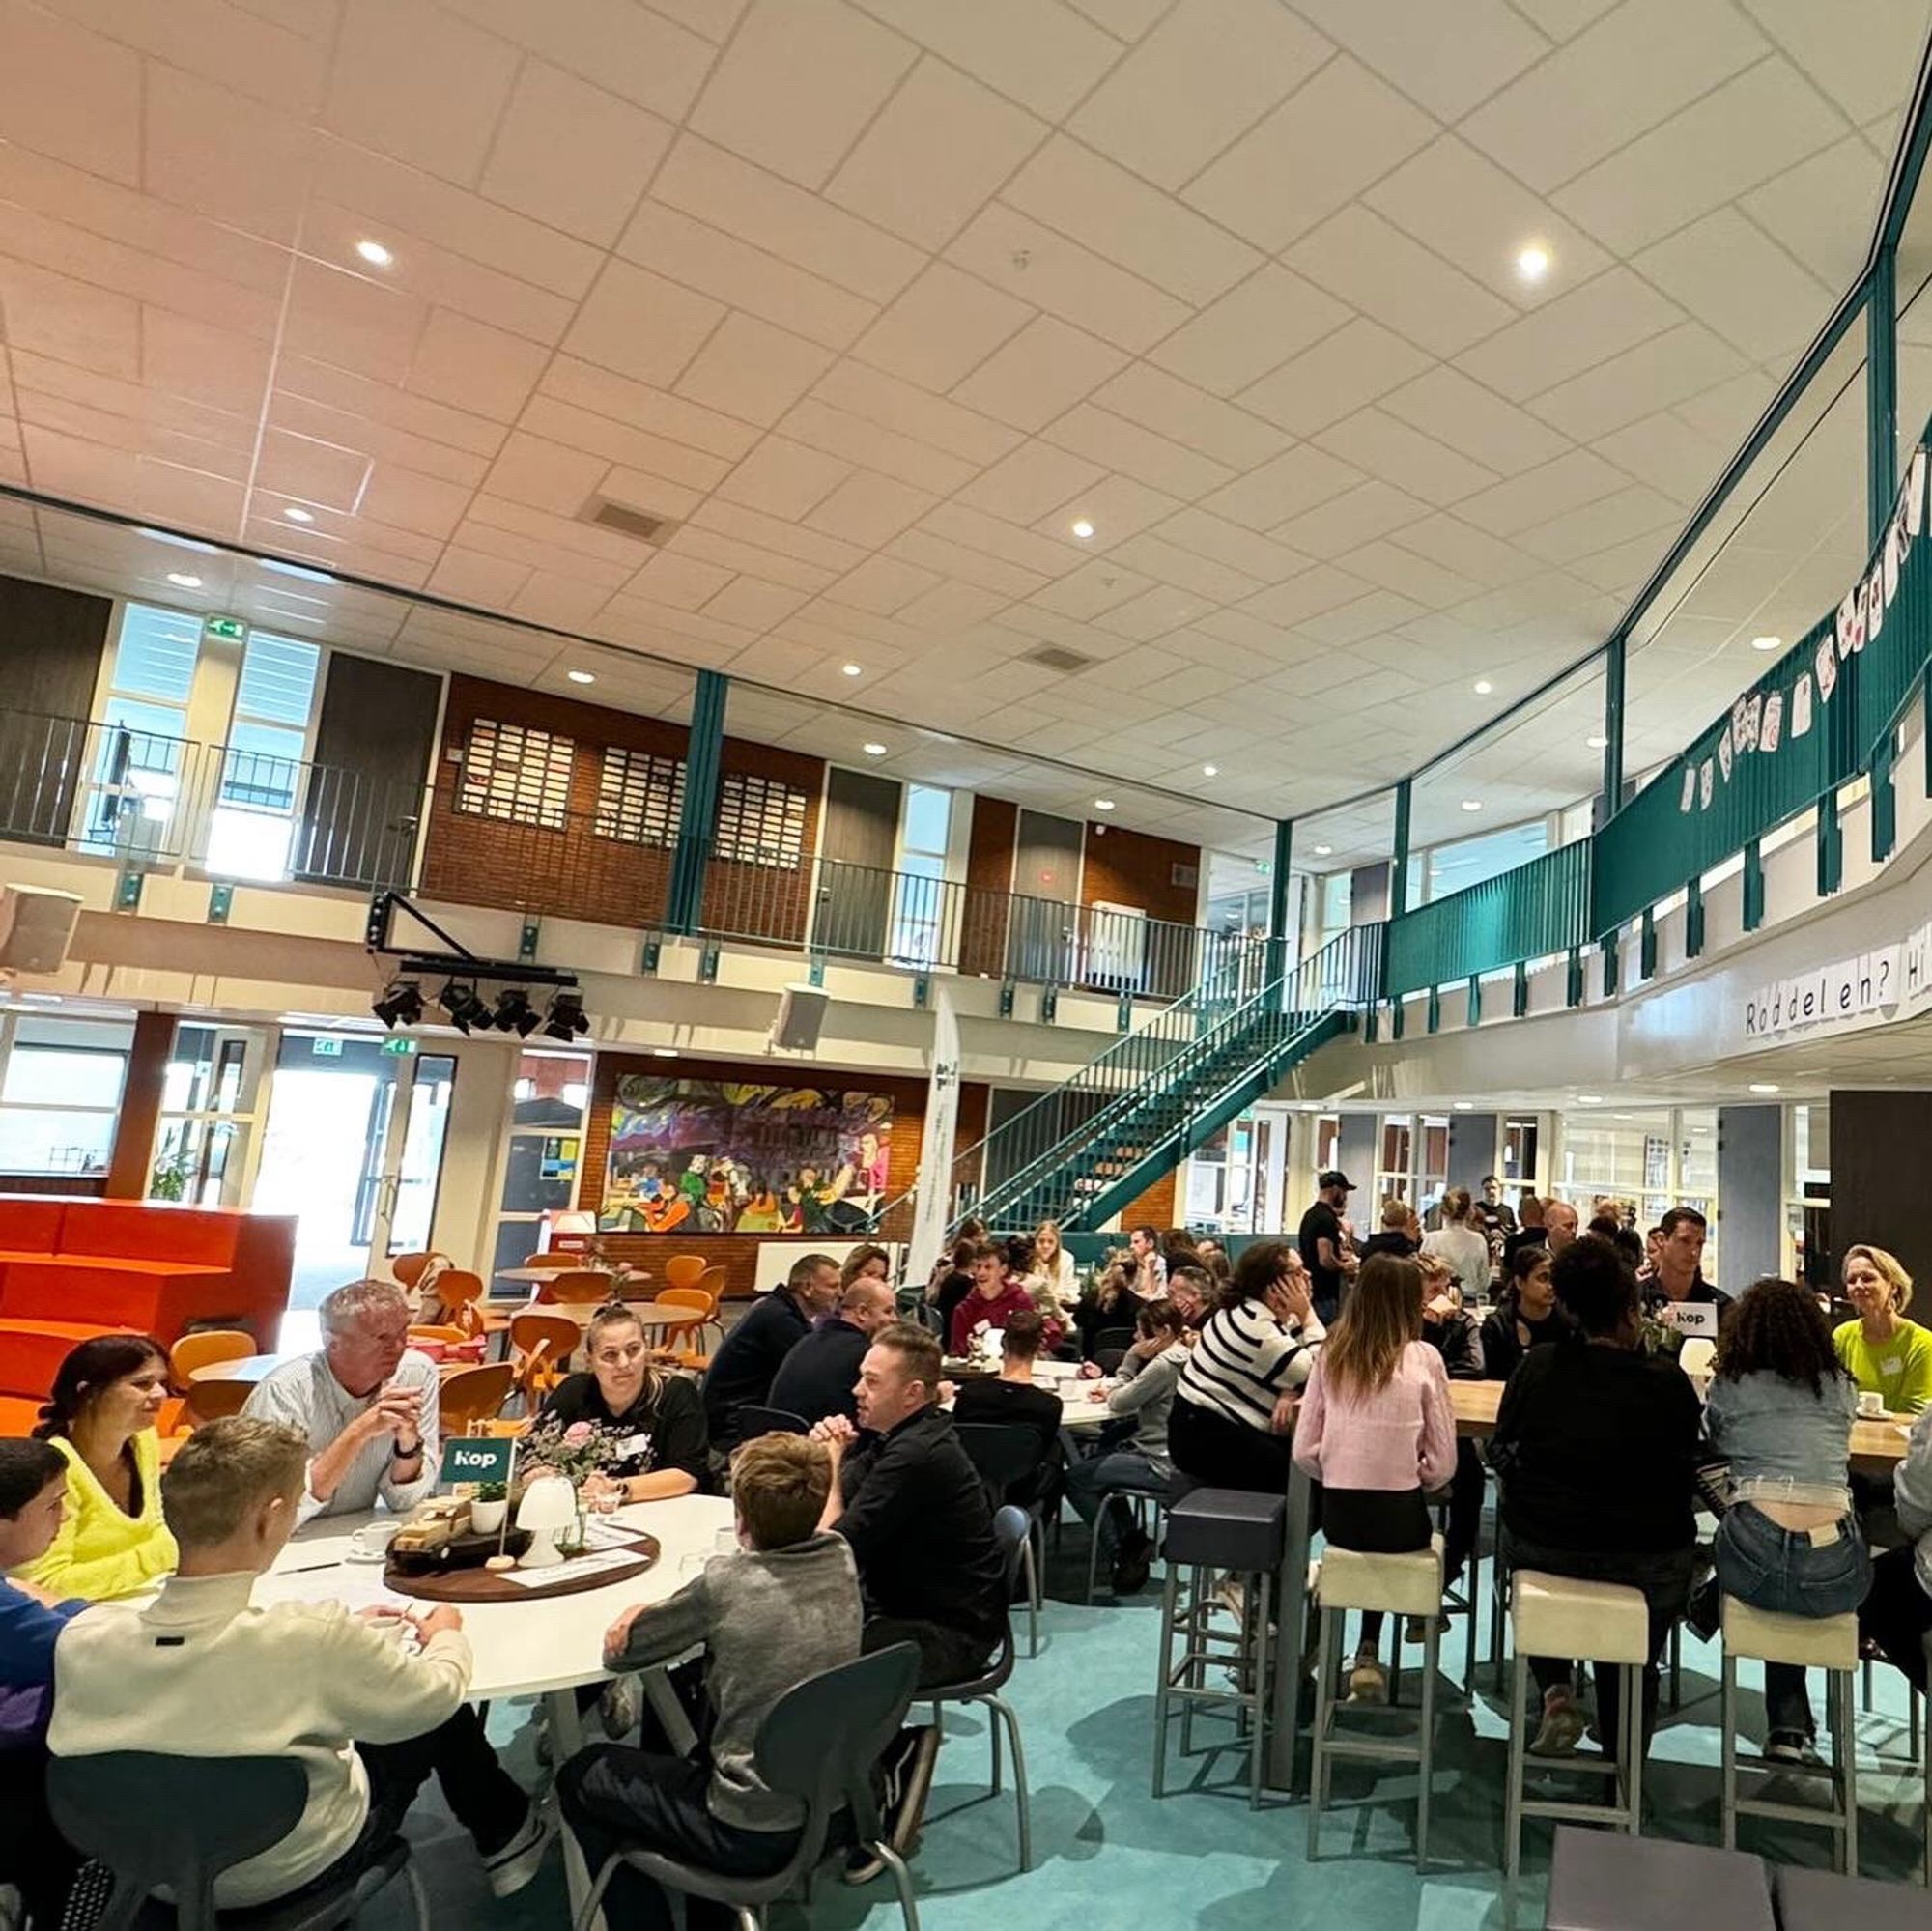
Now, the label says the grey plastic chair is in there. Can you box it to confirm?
[735,1405,810,1438]
[574,1641,923,1931]
[954,1423,1047,1655]
[923,1505,1035,1873]
[47,1752,427,1931]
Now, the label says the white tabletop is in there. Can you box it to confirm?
[944,1369,1114,1430]
[256,1494,735,1700]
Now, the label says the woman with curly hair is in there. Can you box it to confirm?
[1706,1276,1866,1764]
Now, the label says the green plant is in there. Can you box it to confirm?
[149,1152,189,1202]
[474,1480,507,1503]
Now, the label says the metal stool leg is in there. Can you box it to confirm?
[1838,1665,1859,1879]
[1417,1612,1439,1871]
[1309,1604,1338,1860]
[1505,1647,1528,1881]
[1720,1651,1738,1849]
[1624,1662,1644,1835]
[1151,1562,1181,1798]
[1249,1570,1274,1809]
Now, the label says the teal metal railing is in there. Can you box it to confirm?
[1385,841,1590,999]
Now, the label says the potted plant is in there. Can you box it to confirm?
[469,1481,508,1535]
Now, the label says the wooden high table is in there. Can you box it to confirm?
[1263,1376,1913,1794]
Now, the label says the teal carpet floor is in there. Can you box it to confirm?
[362,1524,1932,1929]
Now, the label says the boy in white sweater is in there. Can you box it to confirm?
[49,1417,552,1908]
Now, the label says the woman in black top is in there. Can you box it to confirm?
[525,1304,710,1502]
[1481,1244,1573,1382]
[1490,1236,1701,1764]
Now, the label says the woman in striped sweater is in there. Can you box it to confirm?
[1170,1240,1325,1493]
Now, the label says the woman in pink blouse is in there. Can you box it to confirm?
[1293,1253,1456,1706]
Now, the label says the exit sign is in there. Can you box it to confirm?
[203,615,246,642]
[382,1036,419,1056]
[310,1036,343,1057]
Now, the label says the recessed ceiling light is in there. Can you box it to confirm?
[355,239,394,268]
[1202,763,1218,777]
[166,572,202,589]
[1094,797,1116,811]
[1313,843,1333,857]
[1577,1093,1604,1105]
[283,506,314,524]
[653,1047,678,1059]
[862,742,887,756]
[1751,634,1781,652]
[566,669,596,685]
[1748,1081,1780,1094]
[840,662,863,677]
[1461,799,1483,812]
[1585,733,1608,749]
[1473,679,1493,695]
[1070,518,1095,540]
[1453,1100,1473,1111]
[1517,244,1550,283]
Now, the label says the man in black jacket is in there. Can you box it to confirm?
[767,1277,897,1427]
[702,1253,839,1449]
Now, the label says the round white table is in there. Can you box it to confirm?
[495,1266,651,1290]
[187,1353,478,1384]
[258,1493,734,1915]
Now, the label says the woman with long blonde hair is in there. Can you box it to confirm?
[1293,1254,1455,1704]
[1032,1217,1078,1310]
[1834,1243,1932,1415]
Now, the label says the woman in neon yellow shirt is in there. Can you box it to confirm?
[1833,1245,1932,1416]
[15,1334,178,1600]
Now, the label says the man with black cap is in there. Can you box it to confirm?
[1299,1170,1357,1325]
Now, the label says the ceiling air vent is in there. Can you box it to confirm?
[1022,643,1096,674]
[582,497,676,545]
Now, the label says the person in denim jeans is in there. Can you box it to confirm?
[1706,1277,1869,1765]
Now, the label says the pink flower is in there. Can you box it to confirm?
[562,1421,595,1448]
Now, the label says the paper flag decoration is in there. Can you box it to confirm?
[1699,760,1715,809]
[1815,635,1838,700]
[1760,690,1783,753]
[1793,672,1813,738]
[1679,766,1696,813]
[1718,725,1734,782]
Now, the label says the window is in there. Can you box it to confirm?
[1423,818,1550,906]
[890,783,952,966]
[715,771,806,866]
[490,1050,592,1280]
[456,720,575,829]
[0,1014,133,1177]
[207,633,324,879]
[594,747,685,847]
[86,604,200,851]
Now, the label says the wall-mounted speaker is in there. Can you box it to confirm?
[770,982,829,1053]
[0,885,82,976]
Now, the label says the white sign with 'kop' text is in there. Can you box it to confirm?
[1742,948,1902,1042]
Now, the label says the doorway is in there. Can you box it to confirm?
[253,1033,456,1309]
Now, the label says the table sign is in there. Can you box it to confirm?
[1658,1302,1718,1338]
[440,1436,516,1488]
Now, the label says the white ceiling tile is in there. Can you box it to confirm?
[1594,410,1732,506]
[424,547,534,606]
[1455,267,1682,402]
[1454,447,1633,538]
[1236,317,1433,437]
[1527,321,1747,441]
[953,441,1106,524]
[1312,409,1500,508]
[811,361,1019,465]
[256,426,372,512]
[1634,208,1836,362]
[1067,0,1329,190]
[279,257,428,386]
[282,352,508,460]
[1285,206,1517,359]
[1238,563,1376,629]
[801,467,943,546]
[627,549,739,611]
[829,553,945,615]
[479,432,611,514]
[653,135,924,305]
[712,436,854,518]
[1273,480,1430,554]
[945,204,1192,355]
[1002,135,1262,306]
[1509,0,1618,38]
[689,496,868,572]
[893,577,1012,633]
[1146,266,1350,398]
[540,356,759,463]
[1095,583,1216,641]
[1289,0,1547,120]
[1515,481,1681,567]
[142,61,315,241]
[1036,471,1183,547]
[406,308,551,422]
[824,55,1048,252]
[1669,367,1778,444]
[477,61,673,247]
[616,201,877,351]
[357,464,470,541]
[1102,532,1264,605]
[886,528,1048,601]
[1739,0,1929,126]
[1026,555,1156,621]
[851,264,1034,393]
[1742,135,1888,287]
[670,312,838,430]
[1093,364,1287,470]
[1379,365,1572,476]
[0,4,141,185]
[687,0,916,189]
[1297,588,1427,648]
[558,258,724,389]
[1154,508,1312,584]
[437,0,719,120]
[1184,53,1436,253]
[1460,0,1767,191]
[322,0,520,185]
[949,316,1126,434]
[1553,58,1849,256]
[847,0,1121,119]
[1041,403,1235,499]
[1199,442,1367,531]
[1343,538,1482,609]
[706,573,813,630]
[920,501,1084,580]
[669,522,839,592]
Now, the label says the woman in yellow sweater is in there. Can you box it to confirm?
[1834,1245,1932,1416]
[17,1334,178,1599]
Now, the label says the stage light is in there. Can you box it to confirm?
[491,988,540,1037]
[542,991,589,1042]
[371,980,423,1030]
[438,980,492,1036]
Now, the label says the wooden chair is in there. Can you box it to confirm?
[537,1268,617,1305]
[184,1378,253,1426]
[440,1363,515,1434]
[652,1287,713,1372]
[392,1250,450,1292]
[510,1313,582,1407]
[168,1330,255,1388]
[429,1268,510,1342]
[693,1264,728,1349]
[407,1324,468,1348]
[520,1251,580,1271]
[663,1254,708,1294]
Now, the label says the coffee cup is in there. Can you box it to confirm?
[350,1520,400,1561]
[1858,1390,1887,1419]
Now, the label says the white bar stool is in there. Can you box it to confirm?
[1719,1598,1860,1872]
[1505,1571,1650,1881]
[1309,1538,1445,1869]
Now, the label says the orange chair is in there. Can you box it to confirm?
[520,1252,580,1271]
[169,1330,256,1388]
[440,1363,515,1434]
[431,1267,510,1341]
[662,1255,707,1293]
[510,1313,582,1407]
[408,1324,468,1348]
[184,1377,253,1426]
[392,1250,450,1293]
[652,1287,713,1373]
[537,1269,617,1306]
[693,1265,728,1343]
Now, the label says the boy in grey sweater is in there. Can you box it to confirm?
[558,1434,862,1931]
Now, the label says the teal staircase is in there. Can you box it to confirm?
[929,928,1380,1235]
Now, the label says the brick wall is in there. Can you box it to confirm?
[959,795,1016,979]
[579,1048,988,1296]
[1080,821,1200,924]
[417,675,824,938]
[1118,1171,1178,1233]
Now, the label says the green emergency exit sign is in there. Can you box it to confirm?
[382,1036,419,1056]
[203,615,246,642]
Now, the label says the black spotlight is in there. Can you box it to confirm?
[438,980,492,1036]
[492,988,540,1037]
[542,991,589,1042]
[372,979,423,1030]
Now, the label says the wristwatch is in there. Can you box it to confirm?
[392,1436,422,1461]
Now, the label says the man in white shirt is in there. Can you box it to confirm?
[49,1417,552,1907]
[243,1278,440,1525]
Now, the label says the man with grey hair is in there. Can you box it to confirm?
[243,1277,440,1524]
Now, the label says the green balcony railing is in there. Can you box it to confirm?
[1385,840,1591,1000]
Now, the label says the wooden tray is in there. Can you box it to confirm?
[384,1531,661,1604]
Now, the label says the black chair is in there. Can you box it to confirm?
[1091,1326,1136,1368]
[47,1753,427,1931]
[923,1506,1034,1874]
[735,1405,810,1439]
[574,1642,923,1931]
[954,1422,1047,1656]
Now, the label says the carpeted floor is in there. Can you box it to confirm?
[360,1522,1931,1929]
